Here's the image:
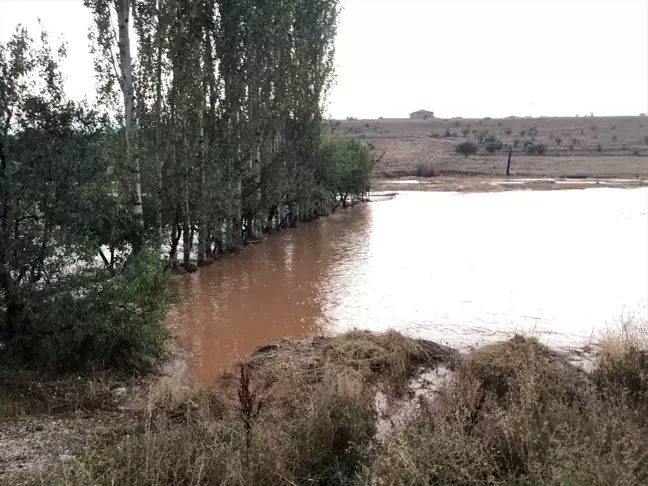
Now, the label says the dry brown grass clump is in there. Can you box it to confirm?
[594,316,648,403]
[359,335,648,485]
[10,329,648,485]
[9,331,453,485]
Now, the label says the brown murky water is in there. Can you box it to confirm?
[168,189,648,384]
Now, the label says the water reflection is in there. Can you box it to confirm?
[169,188,648,383]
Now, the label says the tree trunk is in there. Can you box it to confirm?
[117,0,144,250]
[154,1,163,245]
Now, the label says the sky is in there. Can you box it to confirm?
[1,0,647,119]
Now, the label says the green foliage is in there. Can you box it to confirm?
[0,30,173,370]
[316,134,373,207]
[455,141,478,158]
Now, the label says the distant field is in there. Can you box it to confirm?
[333,116,648,179]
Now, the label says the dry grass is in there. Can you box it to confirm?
[7,328,648,485]
[360,334,648,485]
[336,116,648,179]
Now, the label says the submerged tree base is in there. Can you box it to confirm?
[3,328,648,485]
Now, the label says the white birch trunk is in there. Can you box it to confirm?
[117,0,144,237]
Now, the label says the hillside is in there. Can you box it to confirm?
[334,116,648,179]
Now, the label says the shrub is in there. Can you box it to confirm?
[462,128,470,137]
[548,132,554,140]
[483,135,503,154]
[519,129,526,137]
[612,125,617,130]
[555,136,562,146]
[524,142,547,155]
[504,127,512,135]
[596,144,602,152]
[612,135,617,142]
[572,138,578,145]
[513,138,520,147]
[632,149,641,156]
[591,124,598,130]
[1,249,174,370]
[416,162,438,177]
[455,141,478,158]
[644,135,648,145]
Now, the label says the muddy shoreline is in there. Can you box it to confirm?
[372,175,648,193]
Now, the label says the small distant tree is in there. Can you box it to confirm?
[632,149,641,156]
[504,127,512,135]
[462,127,470,137]
[590,124,598,131]
[525,142,547,155]
[612,125,616,130]
[555,136,562,146]
[572,138,578,145]
[519,129,526,137]
[484,135,503,153]
[596,144,602,152]
[612,135,617,142]
[513,139,520,147]
[548,133,554,140]
[455,141,478,158]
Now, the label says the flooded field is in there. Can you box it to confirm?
[168,188,648,383]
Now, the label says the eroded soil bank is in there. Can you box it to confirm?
[4,328,647,485]
[372,175,648,193]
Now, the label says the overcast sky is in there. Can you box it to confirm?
[1,0,647,119]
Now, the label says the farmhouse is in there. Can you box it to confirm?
[409,109,434,119]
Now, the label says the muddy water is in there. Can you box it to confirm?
[168,188,648,384]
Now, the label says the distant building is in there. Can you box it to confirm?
[409,110,434,120]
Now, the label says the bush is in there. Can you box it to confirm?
[483,135,503,154]
[555,136,562,146]
[548,132,554,140]
[416,162,438,177]
[644,135,648,145]
[596,144,602,152]
[513,138,520,147]
[519,129,526,137]
[1,249,174,370]
[504,127,512,135]
[524,142,547,155]
[632,149,641,156]
[455,141,478,158]
[462,128,470,137]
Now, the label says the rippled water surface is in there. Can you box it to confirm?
[168,188,648,383]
